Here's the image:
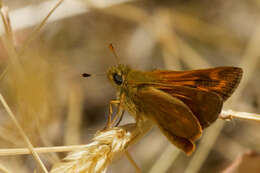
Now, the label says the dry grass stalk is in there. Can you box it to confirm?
[0,6,14,44]
[0,168,10,173]
[48,108,258,173]
[148,144,180,173]
[0,0,64,82]
[0,1,66,172]
[220,110,260,123]
[50,122,153,173]
[0,164,11,173]
[0,5,20,68]
[18,0,64,56]
[65,85,83,145]
[0,145,92,156]
[0,108,257,172]
[125,151,142,173]
[0,93,48,173]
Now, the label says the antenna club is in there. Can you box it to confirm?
[82,73,91,77]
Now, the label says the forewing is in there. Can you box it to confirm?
[149,67,242,101]
[133,87,202,141]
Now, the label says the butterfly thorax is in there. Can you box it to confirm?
[107,64,158,120]
[107,64,157,92]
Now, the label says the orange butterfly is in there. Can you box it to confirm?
[106,64,242,154]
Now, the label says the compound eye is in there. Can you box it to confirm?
[113,73,123,85]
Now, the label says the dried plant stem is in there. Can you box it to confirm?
[0,145,92,156]
[65,85,83,145]
[125,151,142,173]
[50,122,153,173]
[0,109,257,156]
[148,144,180,173]
[176,37,210,68]
[0,168,10,173]
[0,6,13,43]
[0,164,11,173]
[0,0,64,82]
[19,0,64,56]
[0,94,48,173]
[153,9,210,69]
[0,4,20,82]
[0,5,20,67]
[0,108,257,173]
[220,110,260,123]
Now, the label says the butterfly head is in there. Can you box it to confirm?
[107,64,130,88]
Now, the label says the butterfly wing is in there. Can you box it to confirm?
[149,67,243,101]
[156,85,223,128]
[132,87,202,154]
[147,67,242,128]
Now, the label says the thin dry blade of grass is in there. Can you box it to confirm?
[0,5,20,68]
[148,144,179,173]
[0,0,64,83]
[0,145,94,156]
[0,94,48,173]
[0,6,13,43]
[125,151,142,173]
[0,164,11,173]
[65,85,83,145]
[0,2,65,172]
[18,0,64,56]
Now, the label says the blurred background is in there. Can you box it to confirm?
[0,0,260,172]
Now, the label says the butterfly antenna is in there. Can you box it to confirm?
[109,43,120,64]
[81,73,105,78]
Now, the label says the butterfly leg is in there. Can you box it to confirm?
[109,94,126,127]
[115,110,125,127]
[105,100,120,129]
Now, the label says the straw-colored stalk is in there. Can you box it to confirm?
[50,122,153,173]
[220,110,260,123]
[0,109,258,172]
[49,109,259,173]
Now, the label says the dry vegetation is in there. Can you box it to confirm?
[0,0,260,173]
